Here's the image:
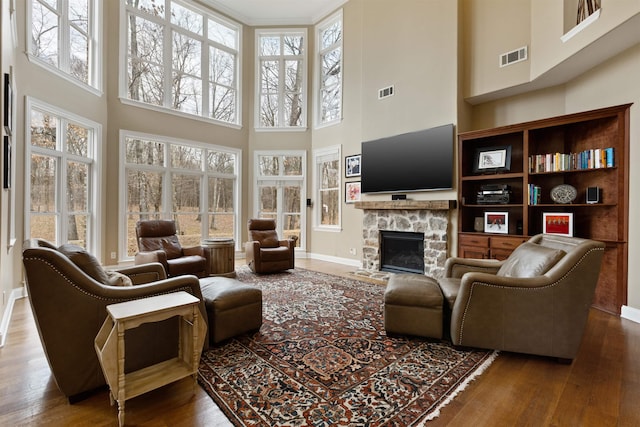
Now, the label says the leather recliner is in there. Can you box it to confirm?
[134,219,207,278]
[437,234,605,361]
[245,219,295,273]
[22,239,208,402]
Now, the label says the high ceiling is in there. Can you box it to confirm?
[203,0,348,25]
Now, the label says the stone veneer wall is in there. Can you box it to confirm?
[361,209,449,278]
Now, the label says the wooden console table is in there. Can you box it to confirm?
[95,292,206,426]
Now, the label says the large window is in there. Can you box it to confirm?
[256,30,307,129]
[316,10,342,127]
[313,146,341,230]
[121,132,241,259]
[123,0,241,126]
[26,98,101,255]
[29,0,102,91]
[254,151,306,248]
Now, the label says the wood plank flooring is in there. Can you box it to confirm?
[1,259,639,426]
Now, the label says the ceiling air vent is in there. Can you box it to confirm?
[499,46,528,68]
[378,85,394,99]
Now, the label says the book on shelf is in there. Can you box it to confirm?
[528,184,541,205]
[529,147,615,173]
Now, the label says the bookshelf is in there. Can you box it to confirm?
[457,104,631,314]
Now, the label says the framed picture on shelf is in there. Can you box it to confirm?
[473,145,511,173]
[345,154,361,177]
[542,212,574,236]
[345,181,361,204]
[3,136,11,189]
[484,211,508,234]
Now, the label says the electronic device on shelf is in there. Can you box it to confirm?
[477,184,511,204]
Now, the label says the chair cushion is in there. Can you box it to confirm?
[252,230,279,248]
[58,244,109,284]
[167,255,206,276]
[497,242,565,278]
[106,271,133,287]
[259,246,291,261]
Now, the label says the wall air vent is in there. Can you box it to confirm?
[378,85,394,99]
[499,46,528,67]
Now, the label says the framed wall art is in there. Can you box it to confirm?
[345,181,361,204]
[345,154,361,178]
[484,211,508,234]
[543,212,574,236]
[473,145,511,174]
[3,73,13,135]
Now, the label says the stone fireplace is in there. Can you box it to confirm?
[355,200,452,278]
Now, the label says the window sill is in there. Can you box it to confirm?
[561,9,601,43]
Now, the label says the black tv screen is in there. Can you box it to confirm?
[361,124,454,194]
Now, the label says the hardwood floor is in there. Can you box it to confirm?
[1,258,639,426]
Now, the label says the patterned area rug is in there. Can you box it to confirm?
[198,267,497,426]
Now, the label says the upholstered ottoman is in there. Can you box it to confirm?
[384,273,443,339]
[199,277,263,344]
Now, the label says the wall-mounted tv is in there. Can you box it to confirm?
[361,124,454,194]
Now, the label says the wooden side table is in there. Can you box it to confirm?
[202,238,236,277]
[94,292,206,427]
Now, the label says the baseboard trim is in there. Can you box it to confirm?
[305,252,362,268]
[0,286,27,348]
[621,305,640,324]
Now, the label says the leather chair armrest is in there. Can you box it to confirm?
[116,262,167,284]
[183,246,205,257]
[278,239,294,250]
[444,256,502,278]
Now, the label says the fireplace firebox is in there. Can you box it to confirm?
[380,231,424,274]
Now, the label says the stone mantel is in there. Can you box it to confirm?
[354,200,455,210]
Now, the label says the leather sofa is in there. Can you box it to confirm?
[22,239,208,402]
[245,219,295,273]
[437,234,605,361]
[134,219,207,278]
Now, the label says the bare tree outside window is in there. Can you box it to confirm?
[258,31,306,128]
[126,0,240,124]
[317,13,342,125]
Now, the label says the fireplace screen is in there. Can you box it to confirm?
[380,231,425,274]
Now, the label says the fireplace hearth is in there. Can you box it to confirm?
[380,231,425,274]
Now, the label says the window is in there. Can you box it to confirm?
[313,146,341,230]
[26,98,101,255]
[123,0,241,126]
[29,0,102,91]
[254,151,306,248]
[256,30,307,129]
[120,132,241,259]
[316,10,343,127]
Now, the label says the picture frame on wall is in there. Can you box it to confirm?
[3,136,11,189]
[345,181,361,204]
[3,73,13,135]
[484,211,509,234]
[345,154,361,178]
[543,212,574,236]
[473,145,512,174]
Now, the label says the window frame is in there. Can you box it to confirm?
[254,28,308,131]
[312,145,341,231]
[119,130,242,261]
[119,0,242,128]
[314,9,343,128]
[253,150,307,249]
[27,0,103,95]
[25,97,103,257]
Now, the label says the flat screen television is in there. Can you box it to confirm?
[361,124,454,194]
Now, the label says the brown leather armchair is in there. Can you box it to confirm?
[437,234,605,361]
[134,219,207,278]
[22,239,208,402]
[245,219,295,273]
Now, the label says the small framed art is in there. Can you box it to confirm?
[3,136,11,189]
[345,154,361,178]
[3,73,13,135]
[484,211,508,234]
[473,146,511,174]
[345,181,361,204]
[542,212,574,236]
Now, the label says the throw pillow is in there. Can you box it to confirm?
[58,244,110,284]
[497,242,565,278]
[253,230,279,248]
[105,271,133,287]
